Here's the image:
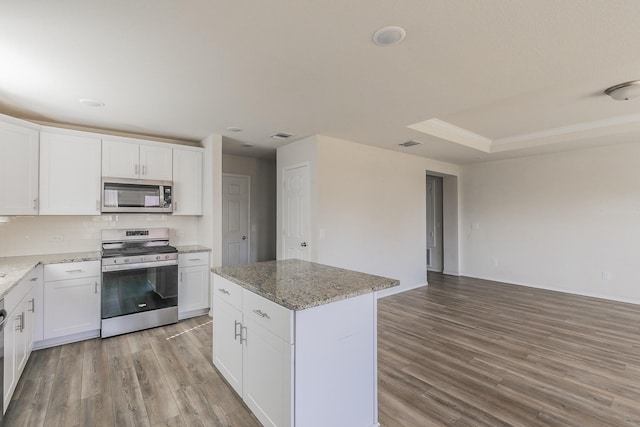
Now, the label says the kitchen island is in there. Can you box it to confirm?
[211,259,399,427]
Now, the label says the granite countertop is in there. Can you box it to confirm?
[0,251,101,299]
[176,245,211,254]
[212,259,399,310]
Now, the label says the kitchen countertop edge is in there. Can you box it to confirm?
[212,259,400,311]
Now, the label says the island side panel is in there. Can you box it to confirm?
[294,292,378,427]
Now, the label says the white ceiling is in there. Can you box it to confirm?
[2,1,640,164]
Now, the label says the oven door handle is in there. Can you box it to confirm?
[102,259,178,272]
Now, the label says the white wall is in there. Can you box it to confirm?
[461,141,640,304]
[198,134,223,268]
[222,154,276,262]
[277,134,460,296]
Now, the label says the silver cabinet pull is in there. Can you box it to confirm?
[240,325,247,344]
[96,199,101,211]
[188,258,202,262]
[300,242,307,247]
[28,298,35,313]
[241,236,247,240]
[15,313,22,332]
[174,201,178,212]
[135,164,139,175]
[180,272,183,282]
[143,165,147,175]
[32,198,38,210]
[253,309,270,319]
[94,281,98,294]
[234,320,242,341]
[29,277,38,282]
[65,269,84,274]
[218,288,230,295]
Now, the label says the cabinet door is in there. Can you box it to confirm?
[172,148,203,215]
[3,308,20,413]
[39,132,101,215]
[0,121,39,215]
[43,276,101,339]
[243,318,293,427]
[140,144,172,181]
[102,139,139,179]
[178,265,210,316]
[18,287,35,375]
[212,297,244,395]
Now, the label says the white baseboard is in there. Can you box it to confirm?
[463,273,640,306]
[33,329,100,350]
[441,270,461,276]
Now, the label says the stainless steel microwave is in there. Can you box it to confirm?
[102,178,173,213]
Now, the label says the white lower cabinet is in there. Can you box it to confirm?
[213,275,293,427]
[43,261,101,340]
[4,265,41,414]
[178,252,210,319]
[212,273,378,427]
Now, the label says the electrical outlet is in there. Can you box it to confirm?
[602,271,611,281]
[491,258,498,267]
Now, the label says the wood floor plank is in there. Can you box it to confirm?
[81,338,111,399]
[110,366,151,427]
[131,348,181,424]
[80,392,115,427]
[43,348,83,427]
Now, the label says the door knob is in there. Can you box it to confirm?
[300,242,307,247]
[241,235,247,240]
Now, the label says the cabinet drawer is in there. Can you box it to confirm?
[213,275,242,310]
[44,261,101,282]
[243,289,293,344]
[178,252,209,267]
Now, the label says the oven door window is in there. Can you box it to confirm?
[102,265,178,319]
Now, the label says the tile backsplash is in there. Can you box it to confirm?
[0,214,200,257]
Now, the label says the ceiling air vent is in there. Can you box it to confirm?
[399,140,422,147]
[271,132,293,140]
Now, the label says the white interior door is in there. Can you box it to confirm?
[282,164,310,261]
[222,174,250,266]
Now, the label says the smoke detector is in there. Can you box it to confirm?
[373,26,406,46]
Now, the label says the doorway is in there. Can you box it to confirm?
[222,174,250,266]
[426,175,444,272]
[426,172,459,276]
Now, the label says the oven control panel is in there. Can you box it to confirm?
[102,252,178,267]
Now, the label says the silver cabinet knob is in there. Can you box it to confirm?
[241,236,247,240]
[300,242,307,247]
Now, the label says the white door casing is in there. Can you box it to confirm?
[282,164,310,261]
[222,174,250,266]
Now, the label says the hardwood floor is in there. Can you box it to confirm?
[6,273,640,426]
[378,272,640,427]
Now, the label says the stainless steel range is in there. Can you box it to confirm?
[101,228,178,338]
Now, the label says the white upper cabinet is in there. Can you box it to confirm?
[0,120,39,215]
[102,139,172,181]
[39,131,101,215]
[172,147,203,215]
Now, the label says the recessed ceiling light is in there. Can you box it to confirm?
[604,80,640,101]
[271,132,293,140]
[226,126,243,132]
[399,140,422,147]
[79,98,105,107]
[372,26,406,46]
